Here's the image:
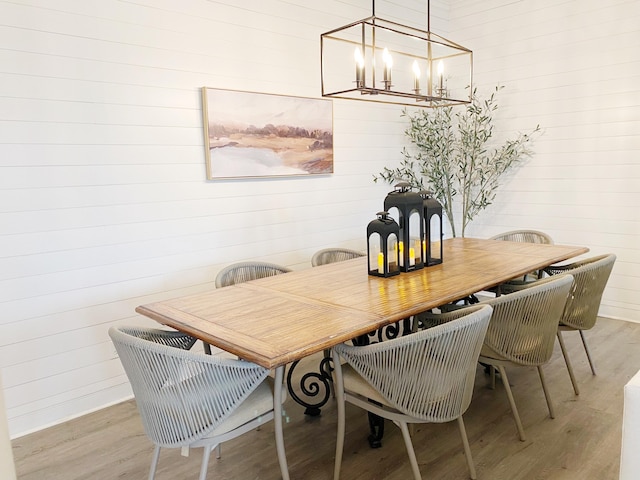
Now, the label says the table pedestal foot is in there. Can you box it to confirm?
[367,412,384,448]
[304,406,322,417]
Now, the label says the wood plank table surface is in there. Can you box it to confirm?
[136,237,588,369]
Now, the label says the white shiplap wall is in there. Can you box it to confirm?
[0,0,450,437]
[444,0,640,322]
[2,0,638,438]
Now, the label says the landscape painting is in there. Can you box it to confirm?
[202,88,333,179]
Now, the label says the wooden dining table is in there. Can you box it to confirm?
[135,237,588,478]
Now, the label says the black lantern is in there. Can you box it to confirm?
[420,190,443,266]
[367,211,400,277]
[383,182,424,272]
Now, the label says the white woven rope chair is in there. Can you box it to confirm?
[311,248,365,267]
[489,229,554,295]
[477,274,573,441]
[332,304,493,480]
[489,229,554,245]
[215,261,291,288]
[544,254,616,395]
[135,328,199,350]
[109,325,289,480]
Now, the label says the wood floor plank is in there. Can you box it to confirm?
[12,317,640,479]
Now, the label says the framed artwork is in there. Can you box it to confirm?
[202,88,333,179]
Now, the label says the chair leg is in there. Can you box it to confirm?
[273,366,290,480]
[557,330,580,395]
[333,355,346,480]
[198,446,212,480]
[457,416,477,480]
[334,403,345,480]
[399,421,422,480]
[537,366,555,419]
[497,365,526,441]
[203,341,212,355]
[579,330,597,375]
[148,445,161,480]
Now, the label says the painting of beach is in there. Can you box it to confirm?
[202,88,333,179]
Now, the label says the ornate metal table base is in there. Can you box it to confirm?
[285,353,333,416]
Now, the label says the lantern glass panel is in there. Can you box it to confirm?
[367,212,400,277]
[368,232,400,276]
[384,182,425,272]
[420,190,443,267]
[368,232,381,272]
[408,211,423,267]
[387,234,399,273]
[429,214,442,262]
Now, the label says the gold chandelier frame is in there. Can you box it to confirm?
[321,1,473,107]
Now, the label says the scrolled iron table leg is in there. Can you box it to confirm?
[286,355,333,416]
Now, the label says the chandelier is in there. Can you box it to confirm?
[320,1,473,107]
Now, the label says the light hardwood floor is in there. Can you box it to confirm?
[12,316,640,480]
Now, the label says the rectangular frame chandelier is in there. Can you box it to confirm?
[321,1,473,107]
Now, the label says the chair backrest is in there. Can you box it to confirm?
[311,248,365,267]
[482,274,574,366]
[545,254,616,330]
[133,328,199,350]
[490,229,554,244]
[109,326,269,448]
[215,261,291,288]
[334,304,493,422]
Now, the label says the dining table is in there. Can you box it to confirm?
[135,237,588,477]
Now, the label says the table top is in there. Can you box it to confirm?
[136,237,588,369]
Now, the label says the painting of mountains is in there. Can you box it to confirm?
[202,88,333,179]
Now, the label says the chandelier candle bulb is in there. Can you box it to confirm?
[382,48,392,87]
[354,47,365,87]
[412,60,421,92]
[437,60,444,92]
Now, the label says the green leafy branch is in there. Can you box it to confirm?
[374,86,540,237]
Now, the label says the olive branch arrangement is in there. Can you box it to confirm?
[375,86,540,237]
